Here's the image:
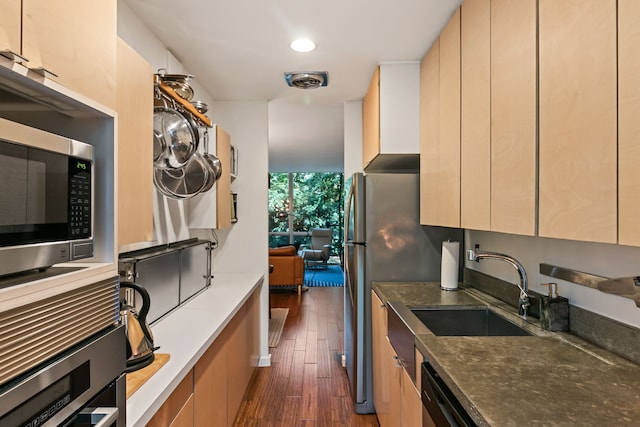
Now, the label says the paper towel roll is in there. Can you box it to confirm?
[441,241,460,290]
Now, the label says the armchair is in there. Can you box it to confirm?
[268,245,304,295]
[298,228,332,269]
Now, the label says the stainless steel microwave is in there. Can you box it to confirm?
[0,117,94,277]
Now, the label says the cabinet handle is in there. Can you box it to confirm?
[0,49,29,63]
[392,355,404,368]
[29,66,59,79]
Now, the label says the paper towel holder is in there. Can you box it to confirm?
[440,240,460,291]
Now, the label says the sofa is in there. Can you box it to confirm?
[268,245,304,295]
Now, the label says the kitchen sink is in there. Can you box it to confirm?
[410,307,532,336]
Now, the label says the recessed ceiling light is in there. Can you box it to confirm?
[290,38,316,53]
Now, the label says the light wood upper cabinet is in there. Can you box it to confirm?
[215,126,233,229]
[362,63,421,171]
[188,124,233,230]
[459,0,536,235]
[490,0,537,236]
[460,0,491,231]
[21,0,117,109]
[0,0,21,56]
[362,66,381,169]
[420,38,439,226]
[538,0,617,243]
[116,38,154,249]
[420,8,460,227]
[618,0,640,246]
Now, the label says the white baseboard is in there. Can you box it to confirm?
[258,353,271,367]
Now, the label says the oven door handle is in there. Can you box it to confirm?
[75,407,119,427]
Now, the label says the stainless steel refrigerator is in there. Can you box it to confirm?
[343,172,463,414]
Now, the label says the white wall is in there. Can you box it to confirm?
[343,100,363,178]
[466,230,640,328]
[117,1,270,364]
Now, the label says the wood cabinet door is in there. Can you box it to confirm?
[362,66,381,169]
[384,337,402,426]
[215,125,232,229]
[194,327,229,427]
[618,0,640,246]
[22,0,117,108]
[437,8,461,228]
[490,0,537,236]
[147,372,194,427]
[421,8,461,227]
[538,0,617,243]
[0,0,21,56]
[400,368,422,427]
[169,395,194,427]
[460,0,491,231]
[116,38,154,249]
[371,291,389,426]
[420,37,440,226]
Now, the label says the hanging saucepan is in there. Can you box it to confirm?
[200,127,222,192]
[153,152,210,199]
[153,99,200,170]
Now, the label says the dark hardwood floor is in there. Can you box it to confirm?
[233,286,380,427]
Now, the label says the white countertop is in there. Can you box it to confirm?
[126,272,264,427]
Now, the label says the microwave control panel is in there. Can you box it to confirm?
[68,157,92,238]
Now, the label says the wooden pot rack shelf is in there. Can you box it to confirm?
[153,75,212,127]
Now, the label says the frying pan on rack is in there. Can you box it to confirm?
[153,152,210,199]
[153,99,200,170]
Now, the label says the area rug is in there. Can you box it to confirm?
[304,264,344,287]
[268,308,289,347]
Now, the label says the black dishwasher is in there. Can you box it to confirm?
[421,361,476,427]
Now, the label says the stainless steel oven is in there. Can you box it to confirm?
[0,325,126,427]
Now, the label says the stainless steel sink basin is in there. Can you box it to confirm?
[410,307,532,336]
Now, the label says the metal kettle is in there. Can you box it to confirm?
[120,282,156,372]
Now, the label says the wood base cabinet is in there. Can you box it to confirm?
[148,289,258,427]
[194,289,258,427]
[372,291,422,427]
[147,372,194,427]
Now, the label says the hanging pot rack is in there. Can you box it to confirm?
[153,74,212,128]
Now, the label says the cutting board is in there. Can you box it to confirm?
[126,353,170,399]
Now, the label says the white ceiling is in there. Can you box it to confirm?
[124,0,461,172]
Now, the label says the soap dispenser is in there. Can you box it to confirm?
[539,282,569,332]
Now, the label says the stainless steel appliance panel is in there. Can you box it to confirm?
[343,172,463,414]
[134,251,180,323]
[0,326,126,427]
[180,241,209,302]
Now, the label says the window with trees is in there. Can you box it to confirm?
[268,173,344,256]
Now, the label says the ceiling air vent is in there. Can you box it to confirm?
[284,72,328,89]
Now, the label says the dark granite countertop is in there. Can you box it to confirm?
[373,282,640,426]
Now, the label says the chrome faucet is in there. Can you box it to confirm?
[466,246,530,319]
